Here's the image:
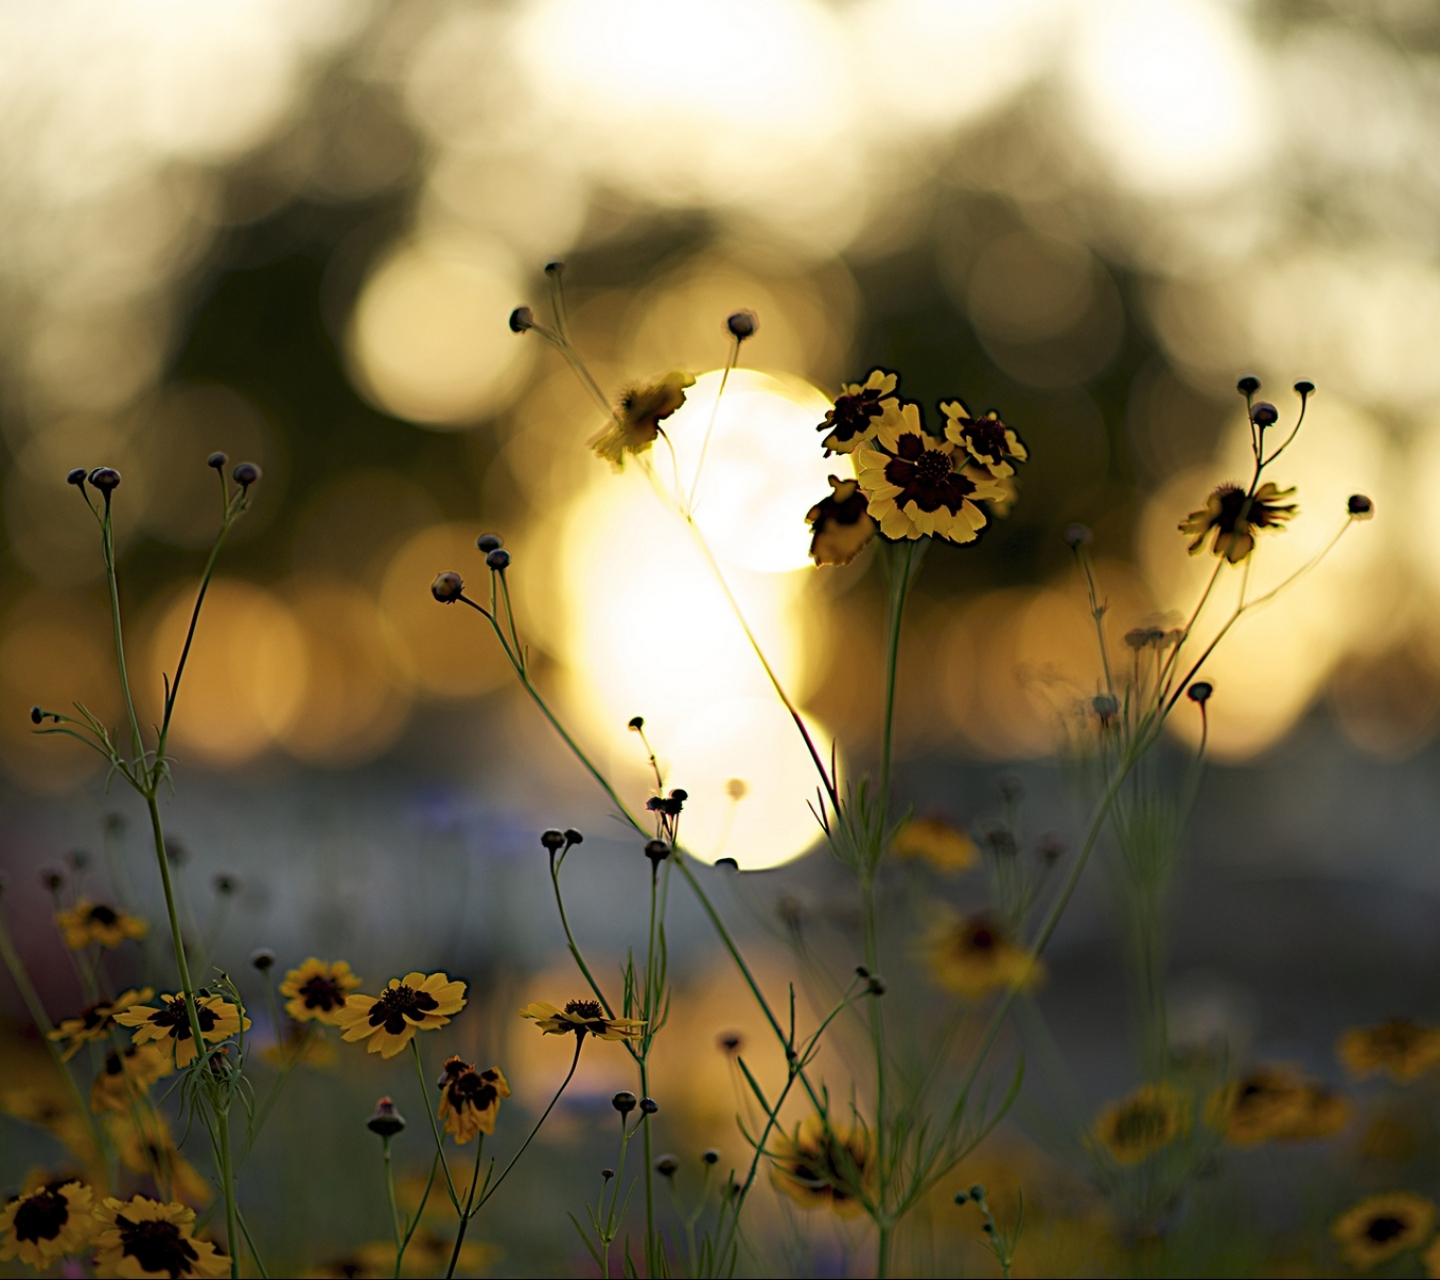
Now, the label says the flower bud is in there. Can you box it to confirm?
[640,1097,659,1115]
[1293,379,1315,397]
[40,868,65,893]
[541,829,566,851]
[1092,693,1119,721]
[1347,494,1374,519]
[1062,523,1092,548]
[1186,681,1213,704]
[367,1097,406,1138]
[431,572,464,603]
[564,828,584,845]
[1236,375,1261,396]
[612,1090,638,1115]
[88,467,121,492]
[477,533,504,553]
[232,462,261,488]
[213,873,237,895]
[29,706,43,724]
[970,1184,986,1200]
[702,1148,720,1165]
[207,452,228,470]
[717,1032,742,1054]
[628,716,645,730]
[66,468,87,486]
[655,1154,679,1178]
[644,839,670,865]
[249,948,276,971]
[726,310,758,341]
[485,548,511,571]
[715,856,738,870]
[509,306,535,333]
[544,261,565,277]
[866,974,887,996]
[1250,402,1278,427]
[601,1168,615,1180]
[954,1192,969,1205]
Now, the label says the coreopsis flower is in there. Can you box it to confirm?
[262,1023,338,1070]
[0,1084,95,1161]
[336,972,468,1059]
[436,1056,511,1144]
[1179,481,1297,564]
[1338,1019,1440,1082]
[310,1230,496,1279]
[0,1177,96,1270]
[54,899,147,950]
[92,1195,228,1279]
[589,371,695,468]
[89,1043,174,1114]
[941,402,1027,478]
[817,369,902,455]
[49,987,154,1061]
[1209,1065,1350,1147]
[519,999,645,1042]
[279,959,361,1026]
[892,817,978,873]
[854,404,1005,544]
[110,1112,213,1208]
[1331,1192,1435,1272]
[805,476,877,566]
[770,1116,870,1216]
[1094,1083,1191,1165]
[928,913,1041,999]
[114,993,249,1069]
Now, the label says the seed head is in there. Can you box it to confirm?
[207,452,228,470]
[726,310,758,341]
[509,306,535,333]
[1062,523,1092,548]
[1347,494,1374,520]
[66,468,87,486]
[88,467,121,492]
[249,948,276,971]
[612,1090,638,1115]
[702,1148,720,1165]
[485,548,511,571]
[367,1097,406,1138]
[477,533,504,553]
[540,829,566,851]
[431,572,464,603]
[1236,375,1261,396]
[1250,402,1278,427]
[644,839,670,865]
[640,1097,659,1115]
[1186,681,1213,704]
[655,1154,679,1178]
[232,462,261,488]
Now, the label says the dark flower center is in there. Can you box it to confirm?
[81,1000,115,1031]
[449,1070,500,1112]
[820,389,885,443]
[964,925,997,953]
[102,1047,138,1077]
[565,999,604,1020]
[13,1188,68,1243]
[297,975,347,1013]
[1113,1104,1168,1146]
[1372,1022,1422,1055]
[964,418,1009,460]
[884,435,976,514]
[816,487,870,529]
[116,1215,200,1278]
[1366,1214,1407,1244]
[152,997,219,1042]
[369,984,439,1034]
[87,904,119,926]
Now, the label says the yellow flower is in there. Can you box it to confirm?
[520,999,645,1042]
[0,1083,97,1162]
[805,475,878,567]
[589,371,694,468]
[436,1056,511,1145]
[308,1229,496,1279]
[1094,1083,1191,1164]
[1331,1192,1434,1272]
[114,993,249,1069]
[89,1044,174,1115]
[892,817,978,873]
[262,1023,337,1070]
[817,369,903,455]
[941,402,1027,478]
[54,899,147,950]
[1339,1019,1440,1082]
[279,959,361,1026]
[771,1116,870,1217]
[1209,1065,1350,1147]
[854,404,1005,544]
[92,1195,228,1279]
[336,972,467,1059]
[110,1112,212,1209]
[49,987,155,1061]
[0,1178,96,1270]
[1179,481,1297,564]
[928,913,1041,999]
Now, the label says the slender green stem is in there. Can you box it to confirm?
[383,1138,403,1280]
[878,540,918,813]
[877,1221,893,1280]
[235,1208,269,1279]
[145,793,208,1055]
[445,1134,486,1279]
[218,1107,240,1280]
[476,1034,583,1208]
[412,1039,461,1211]
[99,498,145,763]
[549,854,617,1019]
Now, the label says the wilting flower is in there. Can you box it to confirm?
[941,402,1027,478]
[92,1195,228,1279]
[1338,1018,1440,1082]
[855,404,1005,544]
[1209,1065,1350,1146]
[436,1056,511,1144]
[49,987,154,1061]
[928,913,1041,999]
[892,817,978,873]
[805,476,878,567]
[520,999,645,1042]
[1094,1083,1191,1165]
[0,1177,96,1270]
[110,1112,213,1208]
[54,899,147,950]
[115,993,249,1069]
[1331,1192,1435,1271]
[590,371,694,468]
[771,1116,870,1216]
[336,972,468,1059]
[1179,481,1297,564]
[817,369,902,455]
[279,959,362,1026]
[89,1043,174,1114]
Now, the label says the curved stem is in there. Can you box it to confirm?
[412,1039,460,1212]
[445,1134,486,1279]
[477,1034,584,1208]
[218,1108,240,1279]
[383,1138,403,1279]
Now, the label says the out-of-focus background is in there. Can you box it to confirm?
[4,1,1440,1274]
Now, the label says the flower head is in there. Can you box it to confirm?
[279,959,362,1027]
[114,993,249,1069]
[519,999,645,1042]
[1209,1064,1350,1147]
[855,404,1005,544]
[928,913,1041,999]
[436,1056,511,1144]
[941,402,1027,478]
[109,1112,213,1208]
[1179,481,1297,563]
[0,1178,96,1269]
[90,1043,174,1114]
[590,371,695,469]
[1331,1192,1434,1271]
[54,899,147,950]
[1094,1083,1191,1165]
[771,1116,870,1216]
[892,817,978,873]
[817,369,903,455]
[1338,1018,1440,1082]
[336,972,467,1059]
[92,1195,228,1279]
[49,987,154,1061]
[805,476,878,567]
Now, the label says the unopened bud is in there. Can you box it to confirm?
[655,1154,679,1177]
[1250,402,1278,427]
[367,1097,406,1137]
[1347,494,1374,520]
[717,1032,742,1054]
[564,828,584,845]
[40,868,65,893]
[866,974,887,996]
[628,716,645,730]
[232,462,260,488]
[601,1168,615,1180]
[477,533,504,553]
[544,261,564,277]
[485,548,511,571]
[1236,375,1261,396]
[970,1184,986,1200]
[207,452,228,470]
[612,1090,637,1115]
[66,468,87,486]
[1062,523,1092,548]
[249,948,276,971]
[88,467,121,492]
[212,873,237,895]
[726,310,758,341]
[509,306,535,333]
[715,856,738,870]
[1293,379,1315,397]
[640,1097,659,1115]
[431,572,464,603]
[540,830,566,851]
[1092,693,1119,721]
[29,706,43,724]
[702,1148,720,1165]
[644,839,670,865]
[1186,681,1213,704]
